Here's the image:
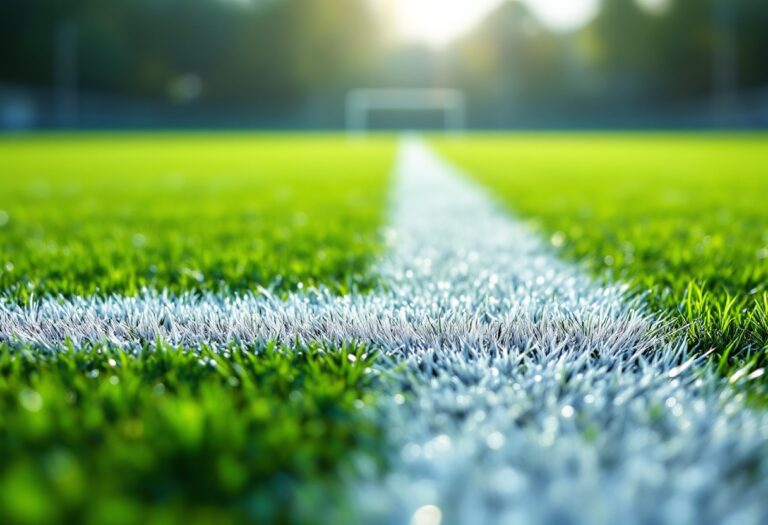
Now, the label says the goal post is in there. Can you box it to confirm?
[345,88,466,136]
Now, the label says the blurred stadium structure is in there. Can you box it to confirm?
[1,0,767,130]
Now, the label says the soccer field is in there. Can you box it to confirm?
[1,134,767,525]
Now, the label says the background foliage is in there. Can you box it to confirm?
[1,0,766,125]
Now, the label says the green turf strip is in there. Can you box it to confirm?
[433,133,768,374]
[0,343,382,525]
[0,134,393,301]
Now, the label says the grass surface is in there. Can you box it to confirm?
[0,134,393,301]
[4,132,767,523]
[0,134,394,524]
[0,342,381,525]
[433,133,768,374]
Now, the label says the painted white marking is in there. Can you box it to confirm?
[1,138,767,524]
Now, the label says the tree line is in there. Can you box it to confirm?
[1,0,766,120]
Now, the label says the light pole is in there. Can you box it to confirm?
[711,0,737,118]
[54,18,78,128]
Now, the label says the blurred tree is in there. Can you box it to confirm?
[0,0,380,110]
[585,0,768,103]
[0,0,766,123]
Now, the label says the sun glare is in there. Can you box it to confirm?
[384,0,505,47]
[380,0,600,47]
[524,0,599,31]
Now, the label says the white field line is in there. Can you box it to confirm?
[1,138,767,524]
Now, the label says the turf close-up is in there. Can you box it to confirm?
[0,135,394,300]
[0,135,393,524]
[1,133,768,525]
[5,1,768,524]
[433,134,768,383]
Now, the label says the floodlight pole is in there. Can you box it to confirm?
[54,18,78,128]
[711,0,737,114]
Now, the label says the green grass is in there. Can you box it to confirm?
[5,131,767,523]
[0,342,382,525]
[433,133,768,374]
[0,134,394,301]
[0,134,395,524]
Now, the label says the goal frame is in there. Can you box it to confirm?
[345,88,466,136]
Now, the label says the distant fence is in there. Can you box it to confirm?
[2,83,768,131]
[0,83,331,131]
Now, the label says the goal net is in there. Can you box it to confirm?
[345,88,465,136]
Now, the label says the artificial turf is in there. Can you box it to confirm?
[0,343,382,525]
[433,133,768,376]
[4,132,768,523]
[0,134,394,524]
[0,134,394,301]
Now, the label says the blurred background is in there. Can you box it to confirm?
[2,0,767,131]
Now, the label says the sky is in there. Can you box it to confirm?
[379,0,601,47]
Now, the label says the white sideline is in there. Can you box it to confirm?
[1,138,767,525]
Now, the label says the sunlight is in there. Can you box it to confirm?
[385,0,504,47]
[380,0,600,47]
[524,0,600,31]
